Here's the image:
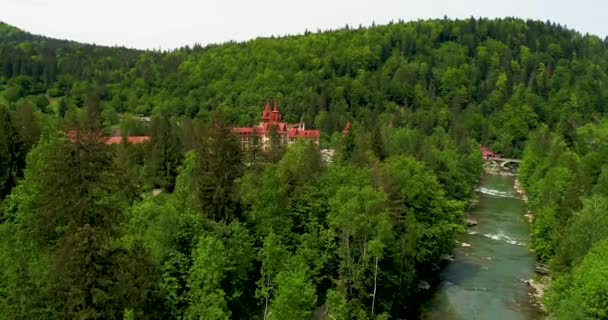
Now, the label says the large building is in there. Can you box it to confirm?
[66,130,150,145]
[233,101,320,149]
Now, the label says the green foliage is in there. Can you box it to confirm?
[270,256,317,320]
[186,235,231,320]
[0,106,18,199]
[191,116,242,221]
[277,141,322,191]
[257,232,288,320]
[547,239,608,319]
[326,289,349,320]
[11,15,608,319]
[521,118,608,316]
[552,196,608,272]
[241,167,291,240]
[145,116,182,191]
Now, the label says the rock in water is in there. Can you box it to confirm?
[535,264,551,275]
[418,280,431,290]
[467,218,478,226]
[440,254,455,262]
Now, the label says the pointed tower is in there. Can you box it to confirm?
[261,102,271,122]
[270,99,281,122]
[342,120,351,134]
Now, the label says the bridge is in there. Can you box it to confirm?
[488,157,521,167]
[480,145,521,167]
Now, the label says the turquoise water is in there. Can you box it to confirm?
[420,174,544,320]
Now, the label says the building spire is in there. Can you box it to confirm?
[273,99,278,112]
[342,120,351,134]
[262,101,271,122]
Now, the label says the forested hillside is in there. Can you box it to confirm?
[1,17,608,319]
[520,121,608,319]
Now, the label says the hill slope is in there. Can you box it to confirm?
[2,18,608,319]
[2,18,607,156]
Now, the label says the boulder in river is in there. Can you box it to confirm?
[466,218,478,226]
[418,280,431,290]
[440,254,455,262]
[535,264,551,275]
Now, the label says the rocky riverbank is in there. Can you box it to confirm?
[483,161,516,176]
[512,169,550,316]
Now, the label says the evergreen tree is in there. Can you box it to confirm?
[0,106,18,200]
[146,116,182,191]
[192,115,242,221]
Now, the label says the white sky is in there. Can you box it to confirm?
[1,0,606,50]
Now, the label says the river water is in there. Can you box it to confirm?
[420,173,544,320]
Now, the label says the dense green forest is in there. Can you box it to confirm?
[1,17,608,319]
[520,121,608,319]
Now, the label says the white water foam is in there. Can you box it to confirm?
[481,232,526,246]
[476,187,517,199]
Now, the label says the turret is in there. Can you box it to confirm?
[342,120,351,134]
[270,99,281,122]
[261,102,271,122]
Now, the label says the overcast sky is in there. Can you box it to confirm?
[1,0,606,50]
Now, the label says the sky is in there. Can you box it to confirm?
[1,0,606,50]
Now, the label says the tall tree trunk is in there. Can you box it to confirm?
[264,277,270,320]
[372,256,379,316]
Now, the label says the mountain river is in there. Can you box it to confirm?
[420,173,544,320]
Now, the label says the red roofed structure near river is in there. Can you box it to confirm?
[480,145,499,160]
[233,101,320,149]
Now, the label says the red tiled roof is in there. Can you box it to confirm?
[233,127,255,134]
[480,145,499,159]
[106,136,122,145]
[125,136,150,144]
[288,129,320,138]
[105,136,150,145]
[66,131,150,145]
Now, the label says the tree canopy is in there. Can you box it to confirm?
[1,16,608,319]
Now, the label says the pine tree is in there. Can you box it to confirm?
[146,116,182,191]
[0,106,18,200]
[371,122,387,161]
[193,114,242,221]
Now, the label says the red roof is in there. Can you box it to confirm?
[288,128,320,139]
[106,136,122,145]
[66,131,149,145]
[126,136,150,144]
[105,136,150,145]
[480,145,499,159]
[233,127,254,134]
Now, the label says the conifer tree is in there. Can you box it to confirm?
[146,116,182,191]
[192,114,242,221]
[0,106,18,200]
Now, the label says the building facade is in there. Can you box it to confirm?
[233,102,320,150]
